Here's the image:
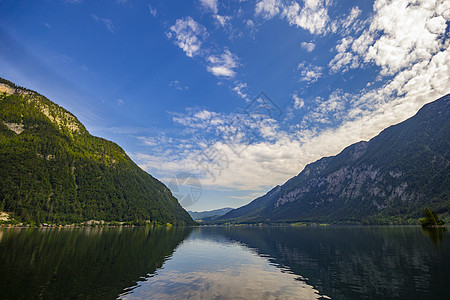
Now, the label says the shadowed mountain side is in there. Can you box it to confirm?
[214,94,450,224]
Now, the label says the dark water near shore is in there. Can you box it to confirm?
[0,226,448,299]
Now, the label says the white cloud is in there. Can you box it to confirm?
[302,90,351,126]
[341,6,362,29]
[169,17,207,58]
[168,17,241,81]
[206,50,238,78]
[170,80,189,91]
[135,46,449,192]
[199,0,219,14]
[215,15,231,27]
[232,82,249,100]
[195,110,217,120]
[331,0,449,77]
[292,94,304,110]
[148,4,157,17]
[102,19,115,33]
[171,108,224,131]
[135,0,450,198]
[297,62,323,83]
[328,51,359,73]
[426,16,447,34]
[137,135,173,147]
[300,41,315,52]
[91,15,115,33]
[135,109,299,190]
[282,0,329,35]
[208,66,235,77]
[255,0,282,19]
[335,36,353,53]
[365,0,446,76]
[330,6,365,35]
[255,0,330,35]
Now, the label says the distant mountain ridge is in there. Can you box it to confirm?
[188,208,234,221]
[215,94,450,224]
[0,78,194,225]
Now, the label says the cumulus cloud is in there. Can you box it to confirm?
[300,90,351,126]
[232,82,249,100]
[328,51,359,73]
[199,0,219,14]
[207,50,239,78]
[134,108,294,190]
[330,6,366,35]
[138,54,448,192]
[297,62,323,83]
[136,0,450,198]
[282,0,329,35]
[171,109,223,131]
[362,1,445,76]
[255,0,282,19]
[215,15,232,27]
[330,0,449,77]
[292,94,304,109]
[167,16,242,84]
[300,41,315,52]
[168,17,207,57]
[324,0,450,139]
[255,0,330,35]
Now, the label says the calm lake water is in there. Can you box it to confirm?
[0,226,448,299]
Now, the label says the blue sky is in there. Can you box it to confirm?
[1,0,449,211]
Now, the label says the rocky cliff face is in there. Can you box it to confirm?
[0,82,85,136]
[217,94,450,224]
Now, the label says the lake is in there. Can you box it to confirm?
[0,226,448,299]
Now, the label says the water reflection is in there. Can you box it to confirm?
[123,226,449,300]
[1,226,448,299]
[421,227,446,246]
[212,226,450,300]
[0,227,191,299]
[120,229,326,300]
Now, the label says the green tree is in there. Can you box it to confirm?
[419,207,445,227]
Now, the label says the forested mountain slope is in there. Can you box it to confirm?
[0,78,194,225]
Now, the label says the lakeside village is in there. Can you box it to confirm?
[0,212,175,228]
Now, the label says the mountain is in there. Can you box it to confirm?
[0,78,194,225]
[215,94,450,224]
[188,208,234,221]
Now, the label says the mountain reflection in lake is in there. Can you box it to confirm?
[1,226,448,299]
[0,227,191,299]
[119,229,324,300]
